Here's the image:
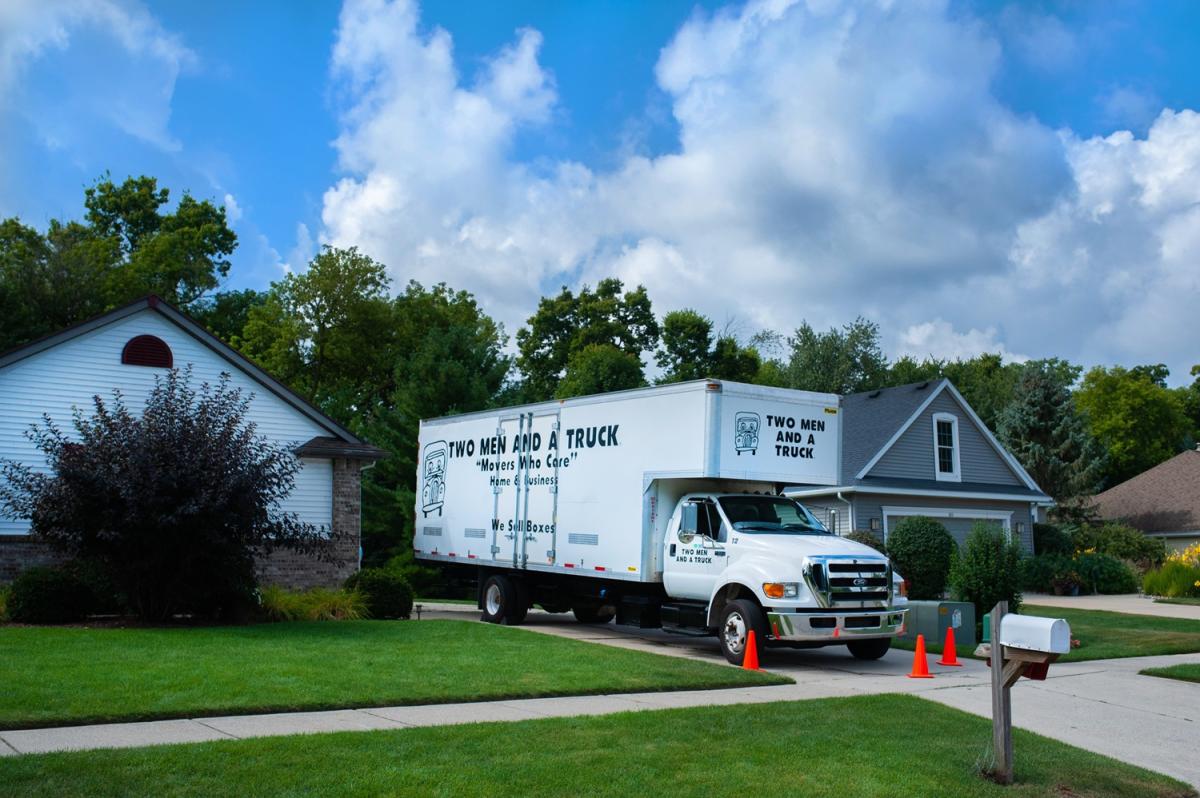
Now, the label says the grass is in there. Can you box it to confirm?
[894,603,1200,663]
[0,620,786,730]
[0,695,1191,798]
[1141,663,1200,684]
[1155,597,1200,607]
[1023,604,1200,662]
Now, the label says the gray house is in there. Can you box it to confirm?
[787,379,1051,552]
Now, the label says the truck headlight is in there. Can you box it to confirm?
[762,582,799,599]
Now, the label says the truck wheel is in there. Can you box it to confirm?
[480,575,525,625]
[718,599,767,666]
[847,638,891,660]
[572,604,615,624]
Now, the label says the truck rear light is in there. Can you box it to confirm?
[564,563,575,568]
[448,553,456,557]
[594,566,606,572]
[467,554,477,559]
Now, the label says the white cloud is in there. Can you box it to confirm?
[222,193,242,224]
[0,0,194,151]
[898,320,1028,364]
[318,0,1200,384]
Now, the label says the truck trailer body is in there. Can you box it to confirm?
[415,379,907,663]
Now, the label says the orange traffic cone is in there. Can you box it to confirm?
[907,633,933,678]
[937,627,963,667]
[743,629,761,671]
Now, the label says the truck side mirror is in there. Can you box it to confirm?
[679,503,698,543]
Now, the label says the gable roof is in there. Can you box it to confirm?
[843,378,1042,493]
[0,295,384,458]
[1092,449,1200,533]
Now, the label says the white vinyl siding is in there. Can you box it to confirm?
[0,310,332,535]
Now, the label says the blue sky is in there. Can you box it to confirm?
[2,0,1198,381]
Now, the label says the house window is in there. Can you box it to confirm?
[932,412,960,482]
[121,335,173,368]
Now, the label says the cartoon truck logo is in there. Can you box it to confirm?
[421,440,448,517]
[734,412,760,456]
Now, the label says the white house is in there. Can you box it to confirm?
[0,295,384,588]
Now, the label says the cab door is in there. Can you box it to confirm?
[662,498,728,600]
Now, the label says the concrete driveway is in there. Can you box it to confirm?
[428,601,1200,789]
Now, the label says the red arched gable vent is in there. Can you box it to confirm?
[121,335,173,368]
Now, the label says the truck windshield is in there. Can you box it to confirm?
[717,496,830,535]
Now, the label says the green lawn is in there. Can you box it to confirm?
[1141,663,1200,684]
[0,695,1191,798]
[1155,597,1200,607]
[895,603,1200,663]
[0,620,785,729]
[1023,604,1200,662]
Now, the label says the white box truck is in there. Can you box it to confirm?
[414,379,907,664]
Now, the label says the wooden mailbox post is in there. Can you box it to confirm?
[974,601,1071,785]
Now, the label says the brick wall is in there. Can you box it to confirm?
[0,458,364,590]
[0,535,66,582]
[255,457,364,590]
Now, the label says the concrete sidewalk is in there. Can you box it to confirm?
[1025,592,1200,621]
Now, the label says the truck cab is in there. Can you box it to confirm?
[662,492,907,664]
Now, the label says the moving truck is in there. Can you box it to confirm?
[414,379,908,664]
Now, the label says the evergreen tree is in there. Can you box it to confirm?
[997,360,1105,501]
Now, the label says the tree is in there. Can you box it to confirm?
[941,354,1024,432]
[359,282,509,564]
[0,369,332,621]
[240,246,396,419]
[1075,365,1191,486]
[555,344,646,398]
[0,175,237,351]
[997,360,1104,501]
[1176,365,1200,444]
[657,309,762,384]
[190,289,267,345]
[516,278,659,400]
[782,317,889,395]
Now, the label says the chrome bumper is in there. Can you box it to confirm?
[766,609,907,642]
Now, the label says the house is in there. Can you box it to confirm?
[1090,448,1200,554]
[787,379,1052,552]
[0,295,385,587]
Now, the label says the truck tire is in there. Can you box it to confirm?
[847,637,891,660]
[718,599,768,666]
[480,575,525,625]
[572,604,615,624]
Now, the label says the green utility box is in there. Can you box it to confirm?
[899,600,976,648]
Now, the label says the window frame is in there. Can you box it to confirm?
[931,412,961,483]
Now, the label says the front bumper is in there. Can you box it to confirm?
[766,608,907,642]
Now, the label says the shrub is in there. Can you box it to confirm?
[383,550,444,598]
[1020,554,1070,593]
[1071,523,1166,570]
[886,516,956,599]
[345,568,413,619]
[0,370,337,621]
[1073,552,1138,594]
[950,522,1023,619]
[7,566,92,624]
[0,584,10,622]
[1142,561,1200,599]
[1032,523,1073,556]
[845,530,886,554]
[259,585,368,621]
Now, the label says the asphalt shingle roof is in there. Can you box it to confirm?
[839,379,946,481]
[1092,449,1200,533]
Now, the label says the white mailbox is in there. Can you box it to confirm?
[999,615,1070,655]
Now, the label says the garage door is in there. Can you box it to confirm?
[883,507,1010,548]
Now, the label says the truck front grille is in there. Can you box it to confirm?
[805,557,892,608]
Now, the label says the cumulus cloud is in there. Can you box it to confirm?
[899,319,1028,364]
[319,0,1200,382]
[0,0,194,151]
